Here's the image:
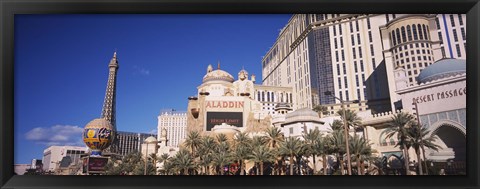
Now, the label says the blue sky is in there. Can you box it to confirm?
[14,14,292,164]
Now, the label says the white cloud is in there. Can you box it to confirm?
[25,125,85,146]
[133,65,150,76]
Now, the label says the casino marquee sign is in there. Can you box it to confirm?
[204,100,245,131]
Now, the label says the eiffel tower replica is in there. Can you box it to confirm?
[100,51,119,156]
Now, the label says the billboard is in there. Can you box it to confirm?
[86,156,109,173]
[206,112,243,131]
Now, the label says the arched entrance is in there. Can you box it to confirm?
[428,121,466,174]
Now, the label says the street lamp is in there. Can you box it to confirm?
[324,91,359,175]
[144,136,158,175]
[412,100,428,175]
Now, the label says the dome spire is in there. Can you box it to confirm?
[217,61,220,70]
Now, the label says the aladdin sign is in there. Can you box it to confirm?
[413,87,466,104]
[205,101,244,109]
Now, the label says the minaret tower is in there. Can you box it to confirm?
[101,51,119,153]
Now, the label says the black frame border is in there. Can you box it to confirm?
[1,0,479,189]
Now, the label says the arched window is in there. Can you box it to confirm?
[401,26,407,43]
[407,25,412,41]
[418,24,424,40]
[267,92,270,102]
[412,24,418,40]
[422,24,428,40]
[391,31,397,46]
[396,28,401,45]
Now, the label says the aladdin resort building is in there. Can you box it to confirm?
[186,64,293,137]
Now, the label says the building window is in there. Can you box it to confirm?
[424,25,429,40]
[354,61,358,72]
[450,14,455,27]
[362,74,366,84]
[460,28,466,40]
[356,75,360,87]
[335,51,339,62]
[357,89,361,100]
[343,63,346,74]
[341,50,345,61]
[438,32,443,44]
[340,37,344,48]
[344,76,348,88]
[350,22,353,33]
[367,17,371,29]
[372,58,376,68]
[441,47,446,57]
[435,17,441,29]
[357,33,361,44]
[338,77,342,89]
[339,24,342,35]
[418,24,424,40]
[333,25,337,36]
[356,20,360,32]
[412,56,415,61]
[351,35,355,46]
[401,26,407,43]
[392,14,396,19]
[352,47,356,59]
[456,44,462,57]
[339,91,343,102]
[345,90,350,101]
[370,44,375,56]
[396,28,401,44]
[452,29,458,42]
[407,25,412,41]
[369,31,373,43]
[359,47,363,58]
[337,64,341,75]
[289,127,293,134]
[360,60,364,72]
[412,24,418,40]
[386,14,389,22]
[391,31,397,46]
[458,14,464,25]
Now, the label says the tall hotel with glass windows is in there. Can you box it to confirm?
[262,14,466,114]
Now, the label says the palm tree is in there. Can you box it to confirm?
[384,112,415,175]
[172,149,195,175]
[302,128,321,174]
[149,153,160,175]
[216,133,229,144]
[249,145,275,175]
[197,135,216,175]
[198,153,213,175]
[330,119,344,132]
[212,151,231,175]
[265,127,284,175]
[313,136,329,175]
[336,109,362,132]
[184,130,202,158]
[328,130,347,174]
[349,134,373,175]
[279,137,304,175]
[313,105,330,117]
[233,132,252,175]
[407,123,442,175]
[158,153,170,175]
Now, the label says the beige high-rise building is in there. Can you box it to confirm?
[261,14,466,114]
[157,110,187,147]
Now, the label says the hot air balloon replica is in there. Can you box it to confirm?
[83,118,115,156]
[81,118,114,175]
